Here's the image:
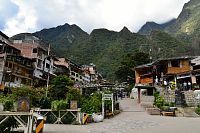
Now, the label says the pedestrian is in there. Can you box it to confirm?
[183,81,187,91]
[120,91,123,100]
[188,81,191,90]
[164,80,168,91]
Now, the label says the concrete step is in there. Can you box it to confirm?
[177,107,199,117]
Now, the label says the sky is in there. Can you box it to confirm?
[0,0,190,37]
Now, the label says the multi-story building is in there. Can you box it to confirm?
[12,34,56,86]
[135,56,195,87]
[82,63,103,84]
[69,61,83,83]
[0,31,33,90]
[191,56,200,89]
[54,57,70,76]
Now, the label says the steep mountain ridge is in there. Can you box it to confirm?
[11,0,200,80]
[138,19,175,35]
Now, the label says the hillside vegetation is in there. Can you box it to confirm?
[11,0,200,80]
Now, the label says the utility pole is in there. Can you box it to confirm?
[46,44,51,97]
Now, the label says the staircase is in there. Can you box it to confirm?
[177,107,199,117]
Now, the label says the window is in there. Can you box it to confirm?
[46,63,50,69]
[27,61,31,66]
[71,72,75,76]
[76,74,78,77]
[5,62,9,67]
[171,60,180,67]
[33,48,37,53]
[37,60,42,68]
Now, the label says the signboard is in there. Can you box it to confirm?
[103,94,113,100]
[17,97,30,112]
[102,93,114,119]
[70,100,78,109]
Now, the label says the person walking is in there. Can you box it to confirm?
[183,81,187,91]
[188,81,191,90]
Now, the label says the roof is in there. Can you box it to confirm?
[54,58,69,68]
[191,56,200,66]
[157,56,196,61]
[0,31,9,39]
[135,62,155,69]
[134,85,156,89]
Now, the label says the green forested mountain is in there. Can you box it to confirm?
[165,0,200,35]
[139,0,200,55]
[11,25,189,80]
[34,23,89,58]
[138,20,175,35]
[165,0,200,55]
[11,0,200,80]
[148,30,191,59]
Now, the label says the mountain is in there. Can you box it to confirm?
[148,30,192,59]
[165,0,200,35]
[11,23,190,80]
[63,27,150,79]
[138,0,200,55]
[138,19,175,35]
[34,23,89,57]
[13,0,200,81]
[165,0,200,55]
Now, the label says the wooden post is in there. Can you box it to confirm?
[102,93,104,119]
[138,88,141,103]
[111,93,114,113]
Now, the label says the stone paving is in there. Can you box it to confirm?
[44,98,200,133]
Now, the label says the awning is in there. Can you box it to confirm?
[134,85,156,90]
[176,73,191,79]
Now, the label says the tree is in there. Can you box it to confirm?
[132,51,150,66]
[49,75,74,100]
[115,51,150,83]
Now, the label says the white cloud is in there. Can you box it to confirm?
[2,0,37,36]
[0,0,190,36]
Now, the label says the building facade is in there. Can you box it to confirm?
[0,32,33,90]
[12,35,56,86]
[135,56,195,90]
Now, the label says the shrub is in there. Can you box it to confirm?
[11,86,45,107]
[154,96,164,108]
[40,97,51,109]
[81,93,102,114]
[51,100,68,110]
[50,76,74,100]
[195,105,200,115]
[0,95,14,111]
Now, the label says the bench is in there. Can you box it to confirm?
[160,111,175,116]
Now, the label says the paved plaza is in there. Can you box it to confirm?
[43,98,200,133]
